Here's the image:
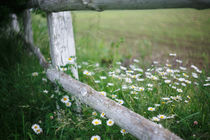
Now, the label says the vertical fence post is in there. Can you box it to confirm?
[47,11,81,113]
[23,9,33,44]
[11,14,20,33]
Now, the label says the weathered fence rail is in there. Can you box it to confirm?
[28,0,210,12]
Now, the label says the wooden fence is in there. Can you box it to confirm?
[12,0,210,139]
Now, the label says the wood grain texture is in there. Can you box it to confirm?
[47,11,79,79]
[28,0,210,12]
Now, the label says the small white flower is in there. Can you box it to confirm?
[92,119,102,125]
[106,119,114,126]
[95,80,100,83]
[107,83,114,86]
[183,73,189,78]
[147,84,153,87]
[116,62,121,65]
[153,61,159,64]
[137,78,144,81]
[192,72,198,78]
[133,59,139,63]
[82,62,88,65]
[92,111,97,116]
[181,83,186,87]
[43,90,48,94]
[65,101,72,107]
[122,85,128,90]
[111,94,117,98]
[99,91,106,96]
[42,78,47,82]
[120,129,128,135]
[152,117,160,122]
[32,124,40,131]
[162,97,170,100]
[91,135,101,140]
[61,95,69,103]
[164,80,171,84]
[157,114,167,119]
[204,83,210,86]
[100,112,106,118]
[116,99,124,105]
[176,59,182,63]
[180,66,187,71]
[139,87,145,92]
[177,89,183,93]
[120,66,127,71]
[148,107,155,111]
[154,104,160,107]
[178,78,185,82]
[100,76,107,80]
[169,53,176,56]
[68,57,75,64]
[32,72,38,77]
[83,70,92,76]
[32,124,42,134]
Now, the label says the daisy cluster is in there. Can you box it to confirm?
[77,53,208,138]
[31,124,43,134]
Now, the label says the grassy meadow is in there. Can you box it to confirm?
[0,9,210,140]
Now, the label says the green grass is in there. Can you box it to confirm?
[0,9,210,140]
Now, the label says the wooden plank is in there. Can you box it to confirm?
[28,0,210,12]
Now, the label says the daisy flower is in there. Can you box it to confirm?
[32,72,38,76]
[34,128,43,134]
[139,87,145,92]
[83,70,92,76]
[164,80,171,84]
[43,89,48,94]
[92,119,102,125]
[111,94,117,99]
[31,124,40,131]
[99,91,106,96]
[158,114,167,119]
[65,101,72,107]
[68,57,75,64]
[91,135,101,140]
[133,59,139,63]
[148,107,155,111]
[116,99,124,105]
[31,124,42,134]
[169,53,176,56]
[120,129,128,135]
[100,76,107,80]
[92,111,97,116]
[106,119,114,126]
[152,117,160,122]
[61,95,69,103]
[100,112,106,118]
[177,89,183,93]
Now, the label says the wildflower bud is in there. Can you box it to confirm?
[50,116,54,120]
[194,121,198,125]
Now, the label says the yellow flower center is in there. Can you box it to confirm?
[94,138,98,140]
[95,121,99,124]
[109,121,112,124]
[64,98,67,101]
[34,126,38,129]
[68,58,72,61]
